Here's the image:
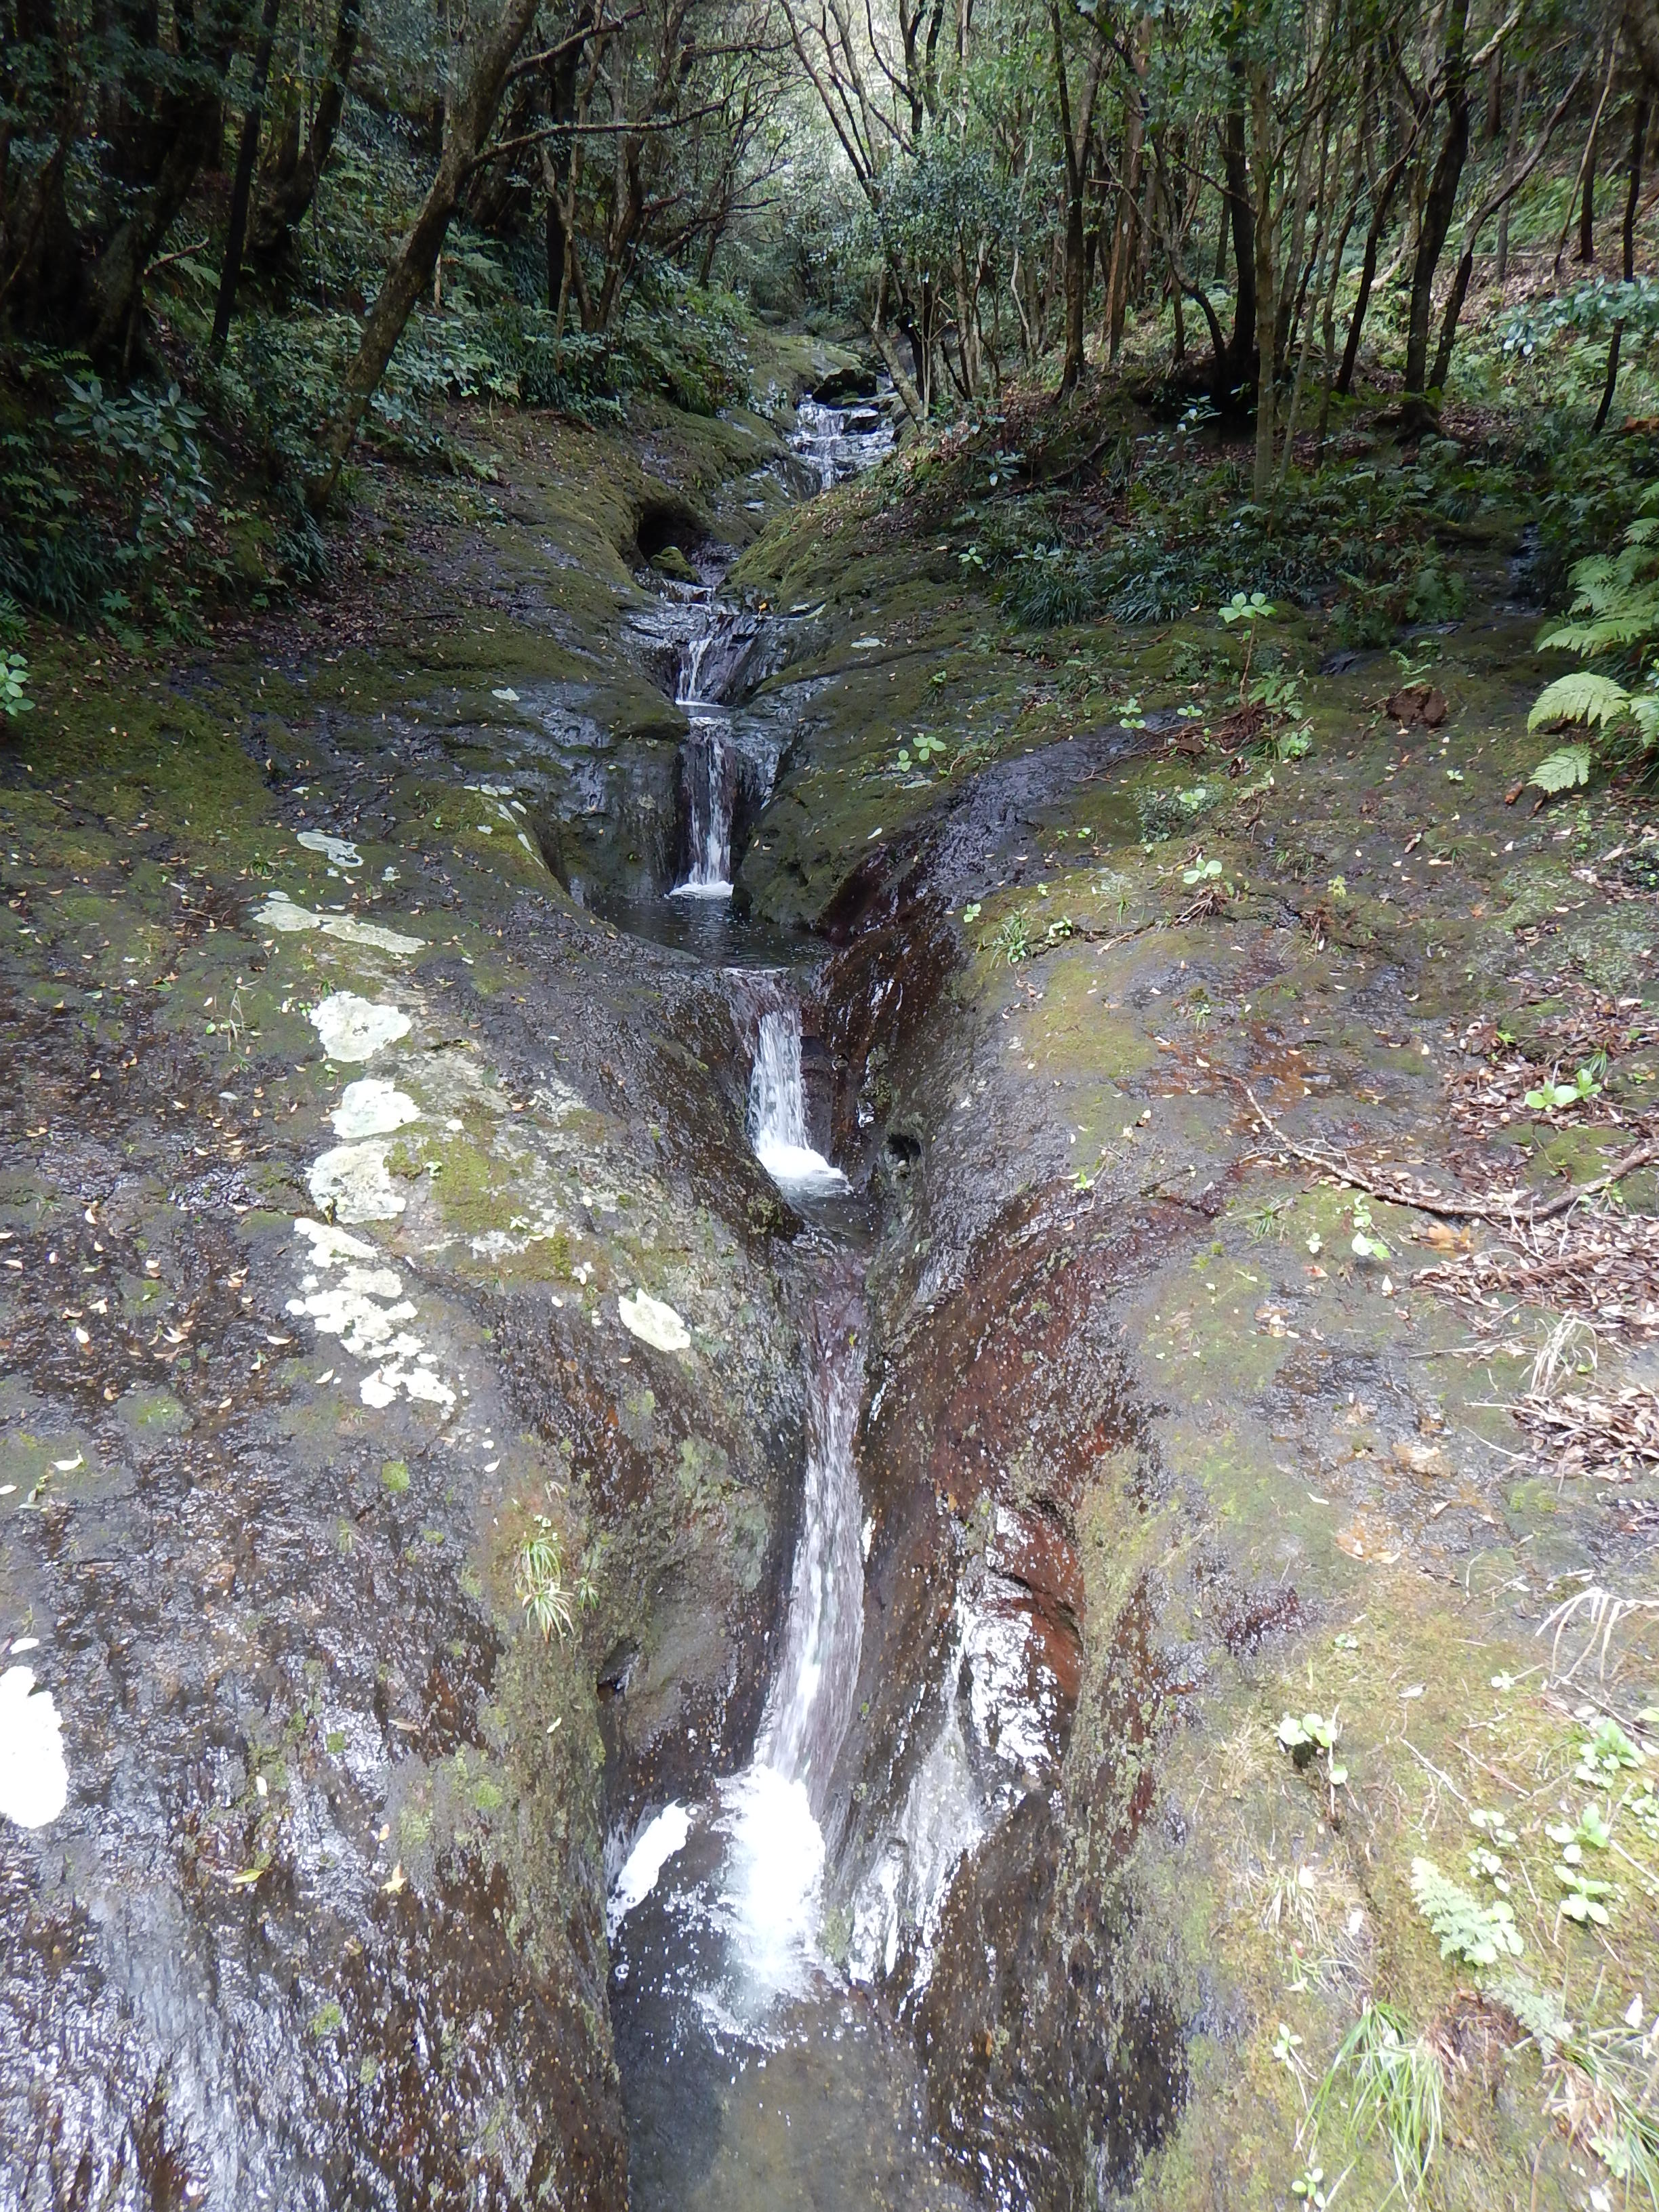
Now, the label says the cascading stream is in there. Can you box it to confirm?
[747,1004,848,1200]
[791,394,896,491]
[606,380,968,2209]
[672,608,737,899]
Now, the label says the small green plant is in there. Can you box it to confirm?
[960,901,982,924]
[516,1514,575,1641]
[895,732,947,773]
[1410,1855,1524,1966]
[1219,590,1277,701]
[1277,1710,1349,1803]
[1349,1200,1391,1263]
[1467,1808,1519,1893]
[991,912,1034,964]
[1555,1863,1616,1926]
[1182,856,1222,886]
[1,649,31,718]
[1523,1062,1603,1112]
[1575,1717,1645,1786]
[1311,2002,1444,2203]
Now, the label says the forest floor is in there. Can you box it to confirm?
[2,351,1657,2212]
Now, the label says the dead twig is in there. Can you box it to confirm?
[1238,1082,1656,1225]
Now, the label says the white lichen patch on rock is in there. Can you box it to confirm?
[618,1290,692,1353]
[0,1665,68,1829]
[255,892,425,956]
[360,1358,455,1410]
[286,1219,455,1412]
[310,992,412,1061]
[332,1080,421,1140]
[308,1141,406,1223]
[297,830,363,869]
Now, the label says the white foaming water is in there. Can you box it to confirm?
[754,1321,865,1799]
[790,396,896,491]
[609,1802,693,1936]
[670,604,744,899]
[720,1304,865,1994]
[747,1008,848,1198]
[607,1289,866,2015]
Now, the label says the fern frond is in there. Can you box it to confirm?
[1528,674,1630,731]
[1410,1856,1524,1965]
[1528,744,1594,794]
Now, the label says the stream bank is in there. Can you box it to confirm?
[2,351,1657,2212]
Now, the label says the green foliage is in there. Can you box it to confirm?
[1502,276,1659,358]
[1523,1063,1602,1112]
[1311,2003,1444,2203]
[516,1515,575,1641]
[1531,489,1659,764]
[1349,1200,1390,1263]
[54,376,211,545]
[1275,1709,1348,1787]
[1575,1717,1646,1785]
[1000,544,1102,628]
[1138,782,1215,842]
[1,650,32,719]
[1409,1856,1523,1967]
[1219,590,1275,626]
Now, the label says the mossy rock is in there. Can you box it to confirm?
[649,545,699,584]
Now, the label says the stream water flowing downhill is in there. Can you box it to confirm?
[5,125,1657,2208]
[600,401,984,2207]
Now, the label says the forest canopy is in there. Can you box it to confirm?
[3,0,1659,645]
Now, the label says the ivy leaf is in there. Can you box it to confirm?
[1528,673,1629,731]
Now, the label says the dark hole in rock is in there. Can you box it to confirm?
[596,1643,638,1701]
[811,366,878,405]
[636,501,706,563]
[886,1129,922,1167]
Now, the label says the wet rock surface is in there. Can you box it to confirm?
[1,388,827,2207]
[5,359,1659,2212]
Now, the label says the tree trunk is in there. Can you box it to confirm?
[84,93,224,367]
[1402,0,1471,419]
[1495,66,1528,283]
[1223,80,1256,394]
[211,0,283,357]
[1250,59,1276,502]
[1106,22,1150,363]
[1050,3,1092,395]
[247,0,361,265]
[307,0,541,509]
[1595,94,1650,430]
[1580,96,1601,259]
[1624,0,1659,92]
[1336,150,1406,396]
[1430,66,1586,396]
[871,265,925,423]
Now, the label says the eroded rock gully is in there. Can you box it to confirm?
[9,369,1647,2212]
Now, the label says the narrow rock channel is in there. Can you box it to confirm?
[7,353,1654,2212]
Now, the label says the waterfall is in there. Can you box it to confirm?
[747,1007,848,1199]
[669,603,745,900]
[677,719,733,895]
[790,396,895,492]
[754,1313,865,1801]
[720,1284,864,1996]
